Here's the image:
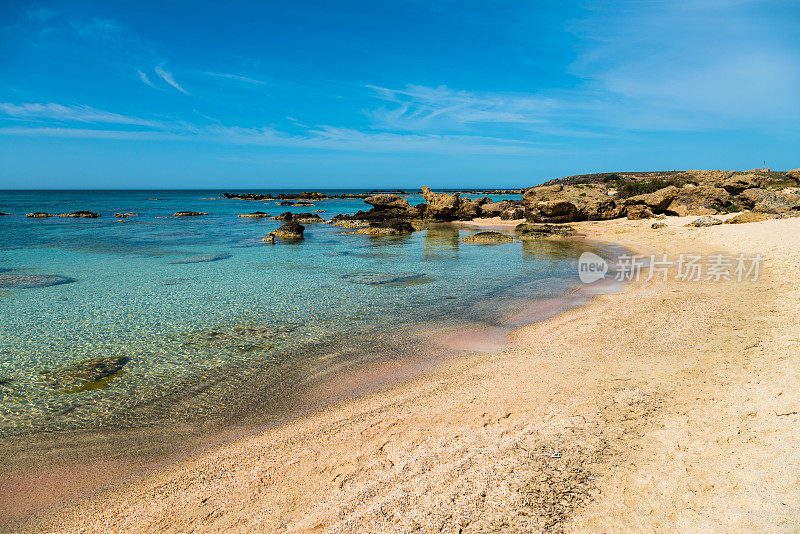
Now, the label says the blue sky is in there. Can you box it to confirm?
[1,0,798,189]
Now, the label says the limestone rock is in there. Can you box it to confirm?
[461,231,516,244]
[688,216,723,227]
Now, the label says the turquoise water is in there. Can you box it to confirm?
[0,190,618,439]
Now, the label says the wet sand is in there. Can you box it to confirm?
[11,215,800,532]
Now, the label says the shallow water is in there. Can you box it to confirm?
[0,190,623,442]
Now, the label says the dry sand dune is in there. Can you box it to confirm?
[18,216,800,533]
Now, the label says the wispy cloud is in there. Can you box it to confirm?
[0,103,161,127]
[205,72,267,85]
[137,70,156,88]
[154,66,189,95]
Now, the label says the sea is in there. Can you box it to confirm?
[0,189,626,512]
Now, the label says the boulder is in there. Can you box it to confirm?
[721,173,763,194]
[626,205,655,220]
[474,196,492,206]
[174,211,209,217]
[269,221,305,241]
[461,231,516,244]
[651,222,667,229]
[688,216,723,227]
[665,186,730,216]
[737,188,800,214]
[725,211,776,224]
[624,185,679,211]
[26,212,52,218]
[514,223,576,238]
[238,212,271,218]
[479,201,511,217]
[421,186,460,220]
[454,197,482,220]
[499,205,525,220]
[273,211,294,221]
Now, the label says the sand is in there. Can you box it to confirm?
[14,215,800,533]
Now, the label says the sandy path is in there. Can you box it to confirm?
[15,216,800,533]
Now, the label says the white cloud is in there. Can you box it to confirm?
[0,103,161,127]
[154,66,189,95]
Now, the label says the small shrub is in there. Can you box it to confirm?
[613,176,684,199]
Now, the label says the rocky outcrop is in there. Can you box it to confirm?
[421,186,460,220]
[174,211,209,217]
[364,194,413,211]
[514,223,576,238]
[461,231,516,244]
[238,212,271,218]
[26,212,52,218]
[269,221,305,241]
[523,184,621,223]
[223,192,274,201]
[293,213,325,223]
[114,212,138,218]
[688,216,723,227]
[737,188,800,214]
[787,169,800,181]
[664,186,731,216]
[454,197,482,220]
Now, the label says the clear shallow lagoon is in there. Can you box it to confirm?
[0,190,623,440]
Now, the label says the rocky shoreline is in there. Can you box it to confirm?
[11,169,800,234]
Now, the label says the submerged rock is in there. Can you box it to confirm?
[352,219,415,236]
[114,212,138,218]
[269,221,305,241]
[168,253,233,264]
[39,356,128,392]
[342,272,425,285]
[0,274,75,288]
[174,211,209,217]
[26,212,52,218]
[461,231,516,244]
[238,212,271,218]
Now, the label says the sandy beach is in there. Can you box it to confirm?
[14,215,800,533]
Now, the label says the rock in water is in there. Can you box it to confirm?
[58,211,100,218]
[174,211,209,217]
[514,223,576,238]
[461,231,516,244]
[26,212,52,218]
[688,216,723,227]
[421,186,460,220]
[0,274,75,288]
[39,356,128,392]
[269,221,305,241]
[342,272,425,285]
[168,253,233,264]
[238,212,271,218]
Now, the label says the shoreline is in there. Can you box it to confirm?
[11,215,800,532]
